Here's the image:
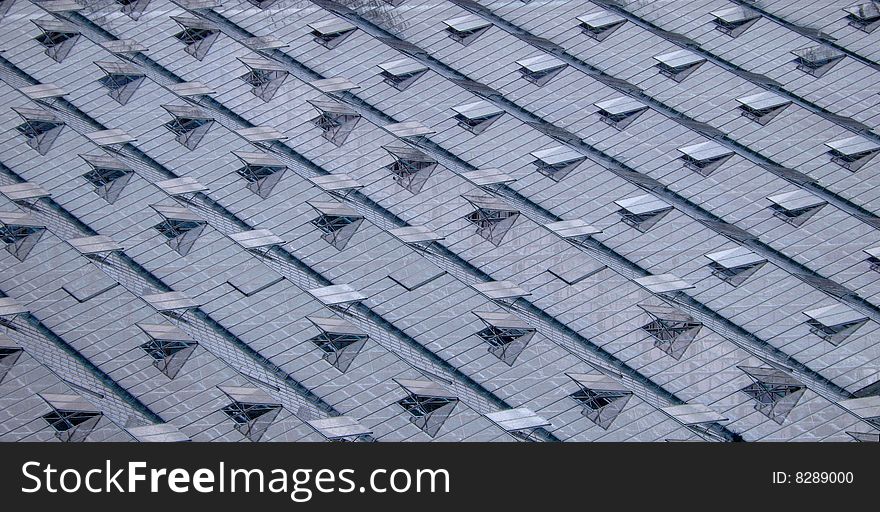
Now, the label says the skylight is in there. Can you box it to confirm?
[162,104,214,150]
[473,310,535,365]
[0,333,22,384]
[825,135,880,171]
[32,19,81,63]
[766,190,826,227]
[654,49,706,82]
[233,151,287,198]
[803,303,868,345]
[739,366,805,424]
[577,11,626,41]
[67,234,123,262]
[141,290,202,322]
[594,97,648,129]
[531,146,585,181]
[39,393,102,442]
[172,16,220,61]
[614,194,673,232]
[443,14,492,45]
[219,386,281,442]
[451,100,504,135]
[711,6,760,37]
[463,194,520,245]
[151,204,207,256]
[567,373,633,429]
[307,316,368,372]
[79,153,133,204]
[0,211,46,261]
[309,99,361,145]
[516,54,567,86]
[639,304,702,360]
[0,182,50,207]
[13,107,64,155]
[485,408,550,440]
[678,141,734,175]
[307,416,373,441]
[791,45,845,77]
[238,56,289,101]
[309,18,357,49]
[395,379,458,438]
[117,0,150,20]
[378,58,428,91]
[705,247,767,286]
[95,61,146,106]
[384,144,437,194]
[308,200,364,250]
[137,323,198,379]
[736,92,791,125]
[845,2,880,32]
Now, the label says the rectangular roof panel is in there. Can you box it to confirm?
[443,14,492,32]
[531,146,583,165]
[61,271,118,303]
[236,126,288,142]
[0,182,50,201]
[378,58,427,76]
[309,173,363,192]
[311,77,360,93]
[634,274,695,294]
[19,83,68,100]
[242,35,288,51]
[85,129,136,146]
[461,168,516,187]
[307,284,367,306]
[155,177,208,196]
[577,11,626,28]
[137,323,194,342]
[0,297,28,317]
[678,141,734,161]
[40,393,97,413]
[229,229,285,250]
[473,311,531,330]
[394,379,456,399]
[548,254,606,285]
[387,225,445,244]
[594,97,647,115]
[545,219,601,238]
[485,408,550,432]
[803,304,868,327]
[615,194,672,215]
[568,373,629,393]
[384,121,435,138]
[654,49,705,68]
[704,247,766,269]
[661,404,727,425]
[308,18,357,35]
[141,291,201,312]
[516,54,566,73]
[767,190,826,211]
[126,423,190,442]
[151,204,203,222]
[472,281,531,300]
[307,316,365,336]
[167,81,217,97]
[218,386,279,406]
[100,39,149,54]
[308,416,373,439]
[737,91,791,110]
[451,100,503,120]
[825,136,880,156]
